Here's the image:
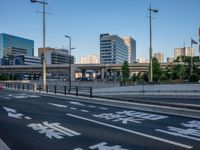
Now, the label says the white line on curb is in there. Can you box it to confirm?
[67,113,193,149]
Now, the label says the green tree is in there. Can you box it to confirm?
[121,60,130,81]
[0,73,9,81]
[152,57,162,82]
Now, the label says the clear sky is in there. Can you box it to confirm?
[0,0,199,63]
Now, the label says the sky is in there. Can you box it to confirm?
[0,0,200,63]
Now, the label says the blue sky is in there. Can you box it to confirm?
[0,0,199,63]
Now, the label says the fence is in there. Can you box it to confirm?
[1,81,93,98]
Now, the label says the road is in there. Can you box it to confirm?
[0,90,200,150]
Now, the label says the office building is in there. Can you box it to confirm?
[174,47,194,59]
[123,36,136,63]
[38,47,74,64]
[1,55,40,65]
[166,57,174,64]
[154,52,164,63]
[80,54,99,64]
[136,57,149,63]
[0,33,34,58]
[100,34,129,64]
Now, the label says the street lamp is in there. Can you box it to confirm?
[31,0,48,90]
[148,5,158,83]
[65,35,75,93]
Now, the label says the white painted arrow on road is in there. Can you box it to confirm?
[3,107,23,119]
[3,107,17,113]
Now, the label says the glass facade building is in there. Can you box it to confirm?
[0,33,34,58]
[100,34,128,64]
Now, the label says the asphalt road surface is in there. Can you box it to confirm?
[0,90,200,150]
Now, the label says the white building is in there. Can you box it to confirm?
[100,34,136,64]
[136,57,149,63]
[123,36,136,63]
[154,52,164,63]
[80,54,99,64]
[174,47,194,59]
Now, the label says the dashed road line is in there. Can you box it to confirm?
[80,109,89,113]
[88,105,96,108]
[99,107,108,110]
[67,113,193,150]
[70,107,78,110]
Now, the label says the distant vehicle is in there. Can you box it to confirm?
[76,77,93,81]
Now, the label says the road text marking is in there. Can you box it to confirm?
[67,113,193,149]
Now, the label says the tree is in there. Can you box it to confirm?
[121,60,130,81]
[152,57,162,82]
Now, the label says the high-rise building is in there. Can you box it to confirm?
[122,36,136,63]
[80,54,99,64]
[174,47,194,59]
[100,34,133,64]
[154,52,164,63]
[0,33,34,58]
[38,47,74,64]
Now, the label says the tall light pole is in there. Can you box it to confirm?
[65,35,74,93]
[31,0,48,90]
[148,5,158,83]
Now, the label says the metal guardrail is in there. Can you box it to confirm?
[2,82,93,98]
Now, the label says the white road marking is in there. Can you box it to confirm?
[0,138,11,150]
[3,107,16,113]
[43,122,81,137]
[28,122,81,139]
[48,103,67,108]
[24,116,32,120]
[70,101,85,106]
[8,113,23,119]
[99,107,108,110]
[70,107,78,110]
[88,105,96,108]
[67,113,193,149]
[80,109,89,113]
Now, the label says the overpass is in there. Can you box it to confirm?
[0,63,195,80]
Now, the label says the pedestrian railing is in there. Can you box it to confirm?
[1,81,93,98]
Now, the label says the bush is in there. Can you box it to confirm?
[188,74,199,82]
[160,74,168,81]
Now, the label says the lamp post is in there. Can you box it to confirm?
[65,35,75,93]
[31,0,48,90]
[148,5,158,83]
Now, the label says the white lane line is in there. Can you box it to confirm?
[70,107,77,110]
[88,105,96,108]
[0,138,11,150]
[48,103,67,108]
[67,113,193,150]
[99,107,108,110]
[80,109,89,113]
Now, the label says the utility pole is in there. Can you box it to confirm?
[31,0,48,90]
[148,5,158,82]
